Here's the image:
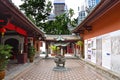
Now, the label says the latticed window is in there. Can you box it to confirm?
[88,0,96,8]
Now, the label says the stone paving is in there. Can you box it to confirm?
[9,58,111,80]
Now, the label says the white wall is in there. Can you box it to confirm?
[84,30,120,74]
[102,34,111,69]
[40,41,46,53]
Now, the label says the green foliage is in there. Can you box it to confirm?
[20,0,52,27]
[44,13,70,34]
[49,45,60,52]
[28,46,36,58]
[44,10,77,35]
[76,41,83,46]
[71,18,78,27]
[68,8,74,20]
[0,44,13,71]
[49,45,61,55]
[20,0,77,35]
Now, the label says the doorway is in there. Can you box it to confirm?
[5,38,19,60]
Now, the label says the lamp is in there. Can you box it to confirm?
[0,27,6,37]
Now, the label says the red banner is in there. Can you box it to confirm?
[4,23,27,36]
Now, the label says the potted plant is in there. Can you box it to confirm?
[76,40,84,58]
[0,44,12,80]
[28,45,36,62]
[49,45,60,56]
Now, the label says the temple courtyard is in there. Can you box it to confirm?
[5,55,112,80]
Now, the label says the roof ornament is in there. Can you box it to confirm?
[54,35,68,47]
[56,35,65,41]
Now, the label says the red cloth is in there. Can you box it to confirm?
[4,23,15,30]
[67,46,73,53]
[4,23,27,36]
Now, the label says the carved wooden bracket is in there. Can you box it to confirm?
[84,25,92,32]
[79,30,84,34]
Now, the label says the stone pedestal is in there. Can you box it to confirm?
[53,66,68,71]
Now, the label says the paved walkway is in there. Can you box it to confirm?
[9,58,110,80]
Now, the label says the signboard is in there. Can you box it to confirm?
[102,35,111,69]
[91,38,96,63]
[84,40,88,60]
[86,39,92,61]
[96,37,102,66]
[110,30,120,74]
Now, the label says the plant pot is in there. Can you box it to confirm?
[29,57,34,63]
[0,70,5,80]
[51,53,55,56]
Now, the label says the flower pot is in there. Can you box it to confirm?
[0,70,5,80]
[51,53,56,56]
[29,57,34,63]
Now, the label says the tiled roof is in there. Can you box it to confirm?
[45,35,80,41]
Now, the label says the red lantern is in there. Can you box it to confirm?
[0,27,6,36]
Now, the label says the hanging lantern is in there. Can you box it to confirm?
[0,27,6,37]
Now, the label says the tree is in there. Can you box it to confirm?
[19,0,52,28]
[68,8,74,21]
[44,8,77,35]
[20,1,77,35]
[44,13,69,34]
[70,18,78,28]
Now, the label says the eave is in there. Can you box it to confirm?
[0,0,45,38]
[72,0,120,33]
[45,35,81,42]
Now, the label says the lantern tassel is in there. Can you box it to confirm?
[1,32,4,37]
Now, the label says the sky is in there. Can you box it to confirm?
[65,0,84,18]
[12,0,84,18]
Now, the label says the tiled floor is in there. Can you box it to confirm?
[10,58,110,80]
